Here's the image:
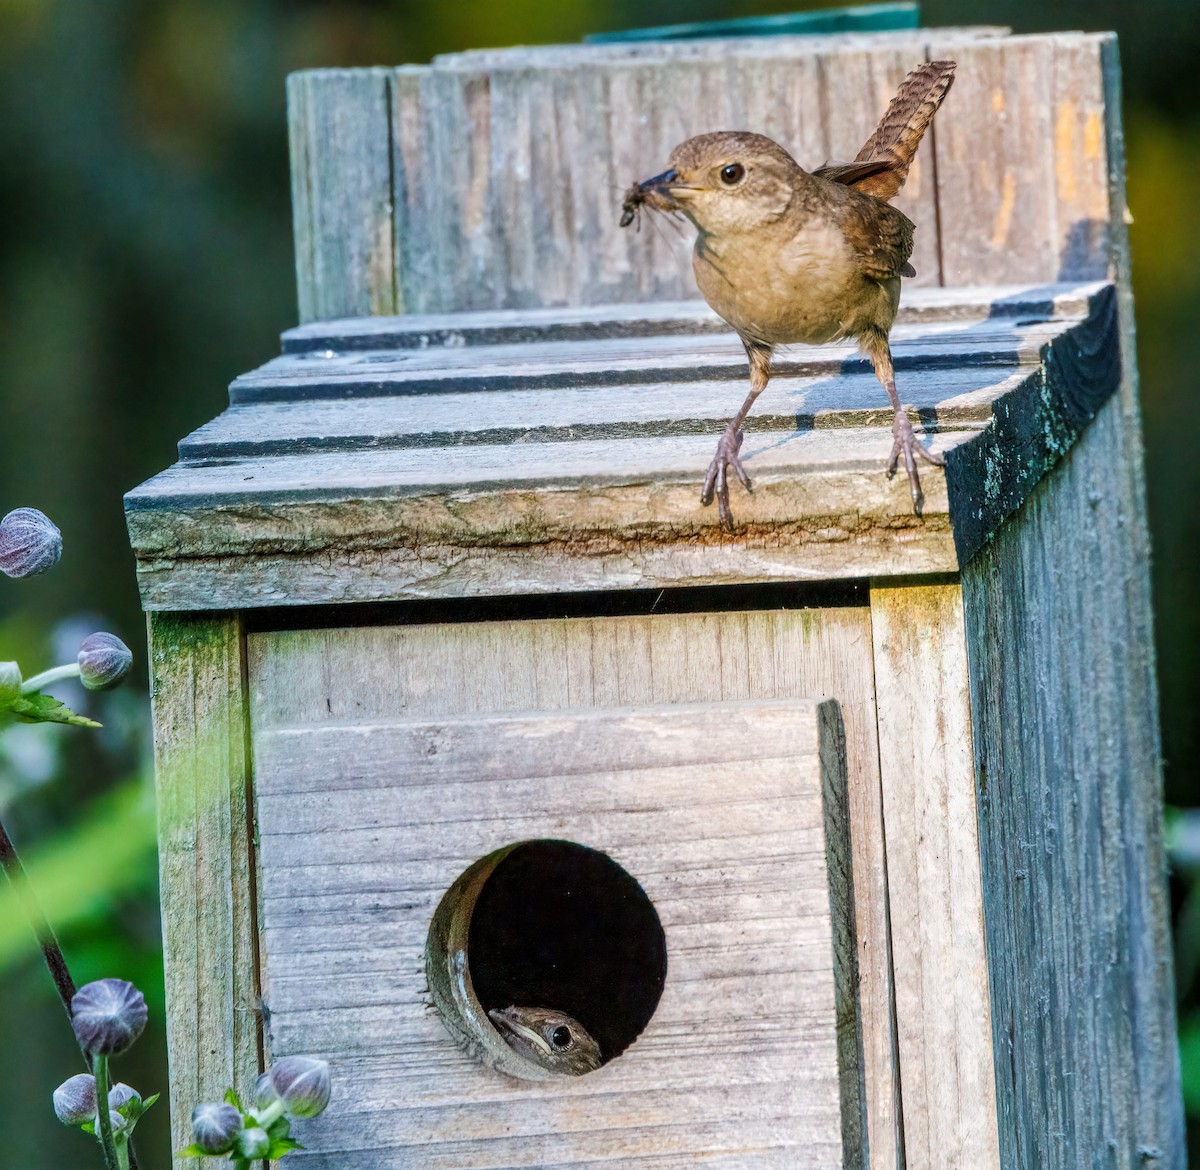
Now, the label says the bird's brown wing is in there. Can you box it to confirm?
[828,60,956,203]
[811,158,893,187]
[837,195,916,282]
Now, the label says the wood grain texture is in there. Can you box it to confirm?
[291,34,962,317]
[929,34,1114,285]
[148,613,260,1168]
[248,606,900,1169]
[869,582,1001,1170]
[961,392,1183,1168]
[278,283,1099,353]
[251,697,863,1168]
[288,69,398,321]
[124,283,1118,611]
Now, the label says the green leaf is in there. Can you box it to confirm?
[141,1092,160,1112]
[266,1136,304,1158]
[266,1114,291,1140]
[174,1144,208,1157]
[6,690,100,728]
[223,1087,245,1112]
[81,1120,96,1135]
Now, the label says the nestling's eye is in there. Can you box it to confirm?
[719,163,746,185]
[550,1026,573,1049]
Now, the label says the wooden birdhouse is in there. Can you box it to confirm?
[126,23,1183,1170]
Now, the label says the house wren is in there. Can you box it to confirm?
[623,60,957,528]
[488,1005,604,1076]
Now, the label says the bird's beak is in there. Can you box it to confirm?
[488,1008,553,1056]
[635,167,684,211]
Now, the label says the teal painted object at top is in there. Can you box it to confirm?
[584,3,919,43]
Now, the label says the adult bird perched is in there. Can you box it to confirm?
[622,60,957,528]
[487,1005,604,1076]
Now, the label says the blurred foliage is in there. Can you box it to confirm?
[0,1,1198,1167]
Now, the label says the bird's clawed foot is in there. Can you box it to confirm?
[701,426,752,532]
[886,409,944,514]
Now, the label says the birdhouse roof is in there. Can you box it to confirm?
[125,279,1117,611]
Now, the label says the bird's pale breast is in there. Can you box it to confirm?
[694,218,894,346]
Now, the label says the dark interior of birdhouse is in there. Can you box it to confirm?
[429,840,668,1072]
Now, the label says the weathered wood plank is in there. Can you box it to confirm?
[279,281,1102,353]
[869,582,1001,1170]
[288,68,397,321]
[928,36,1058,284]
[944,281,1120,563]
[180,366,1023,460]
[291,34,1009,315]
[231,315,1067,404]
[250,701,864,1168]
[930,34,1115,286]
[148,613,260,1169]
[249,607,898,1167]
[961,392,1183,1168]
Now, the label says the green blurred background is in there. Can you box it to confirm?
[1,1,1198,1165]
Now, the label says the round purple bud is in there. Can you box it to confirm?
[70,978,148,1056]
[53,1074,97,1126]
[77,633,133,691]
[253,1070,279,1110]
[270,1055,332,1119]
[190,1101,243,1154]
[235,1125,271,1159]
[108,1083,141,1114]
[0,508,62,578]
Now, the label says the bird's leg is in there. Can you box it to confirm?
[701,339,771,531]
[862,328,944,513]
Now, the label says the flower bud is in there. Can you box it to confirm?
[71,978,148,1056]
[253,1070,278,1110]
[270,1055,331,1119]
[52,1074,97,1126]
[0,508,62,578]
[0,661,20,703]
[77,633,132,691]
[104,1109,127,1136]
[235,1125,271,1159]
[108,1083,140,1114]
[190,1101,243,1154]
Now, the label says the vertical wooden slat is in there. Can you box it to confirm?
[1048,35,1112,281]
[288,68,396,321]
[149,613,259,1168]
[869,582,1001,1170]
[928,35,1059,285]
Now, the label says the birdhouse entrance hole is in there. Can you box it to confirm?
[426,839,667,1080]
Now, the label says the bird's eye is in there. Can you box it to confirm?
[719,163,746,185]
[550,1026,573,1049]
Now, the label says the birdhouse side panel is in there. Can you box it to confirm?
[961,392,1184,1167]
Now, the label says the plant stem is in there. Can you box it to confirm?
[20,663,80,693]
[0,806,142,1170]
[93,1055,122,1170]
[0,814,77,1014]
